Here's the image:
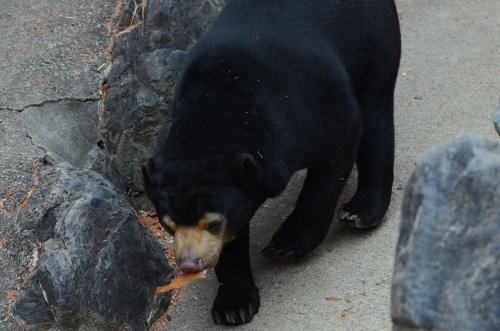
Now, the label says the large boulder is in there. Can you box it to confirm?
[9,163,171,330]
[392,135,500,331]
[99,0,226,208]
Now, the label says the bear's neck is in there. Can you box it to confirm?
[167,78,268,158]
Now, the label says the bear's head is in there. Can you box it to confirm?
[142,153,267,273]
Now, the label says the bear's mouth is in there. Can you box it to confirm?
[162,212,234,273]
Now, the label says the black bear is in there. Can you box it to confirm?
[143,0,400,326]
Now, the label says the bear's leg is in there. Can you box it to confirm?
[212,224,259,325]
[338,95,394,228]
[263,156,355,258]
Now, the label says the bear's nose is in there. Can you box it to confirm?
[178,258,204,273]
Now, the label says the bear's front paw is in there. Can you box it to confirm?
[212,283,260,325]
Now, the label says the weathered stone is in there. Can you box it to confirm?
[137,48,187,93]
[9,163,171,330]
[99,0,225,208]
[119,0,144,27]
[144,0,226,51]
[392,135,500,331]
[85,146,127,193]
[136,86,159,108]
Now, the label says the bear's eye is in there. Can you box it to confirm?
[207,220,223,234]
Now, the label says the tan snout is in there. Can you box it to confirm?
[163,213,234,273]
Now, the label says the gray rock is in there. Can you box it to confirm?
[392,135,500,331]
[99,0,225,208]
[137,49,187,93]
[20,100,99,168]
[85,146,127,193]
[144,0,226,51]
[10,163,171,330]
[493,104,500,136]
[119,0,144,27]
[136,86,159,108]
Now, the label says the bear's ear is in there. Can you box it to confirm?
[232,153,258,177]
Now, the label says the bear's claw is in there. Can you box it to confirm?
[212,303,257,325]
[338,205,382,229]
[212,284,259,325]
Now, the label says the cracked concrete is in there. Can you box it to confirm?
[19,99,99,167]
[0,0,112,168]
[1,96,101,170]
[0,1,112,110]
[0,96,101,113]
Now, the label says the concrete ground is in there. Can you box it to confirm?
[163,0,500,330]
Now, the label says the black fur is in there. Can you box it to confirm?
[143,0,400,325]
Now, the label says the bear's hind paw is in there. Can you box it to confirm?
[338,205,383,229]
[262,227,322,258]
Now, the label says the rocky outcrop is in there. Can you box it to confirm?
[99,0,226,208]
[11,163,171,330]
[392,135,500,331]
[1,1,228,329]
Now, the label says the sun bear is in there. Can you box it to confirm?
[143,0,400,325]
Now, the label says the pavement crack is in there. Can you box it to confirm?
[1,97,99,112]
